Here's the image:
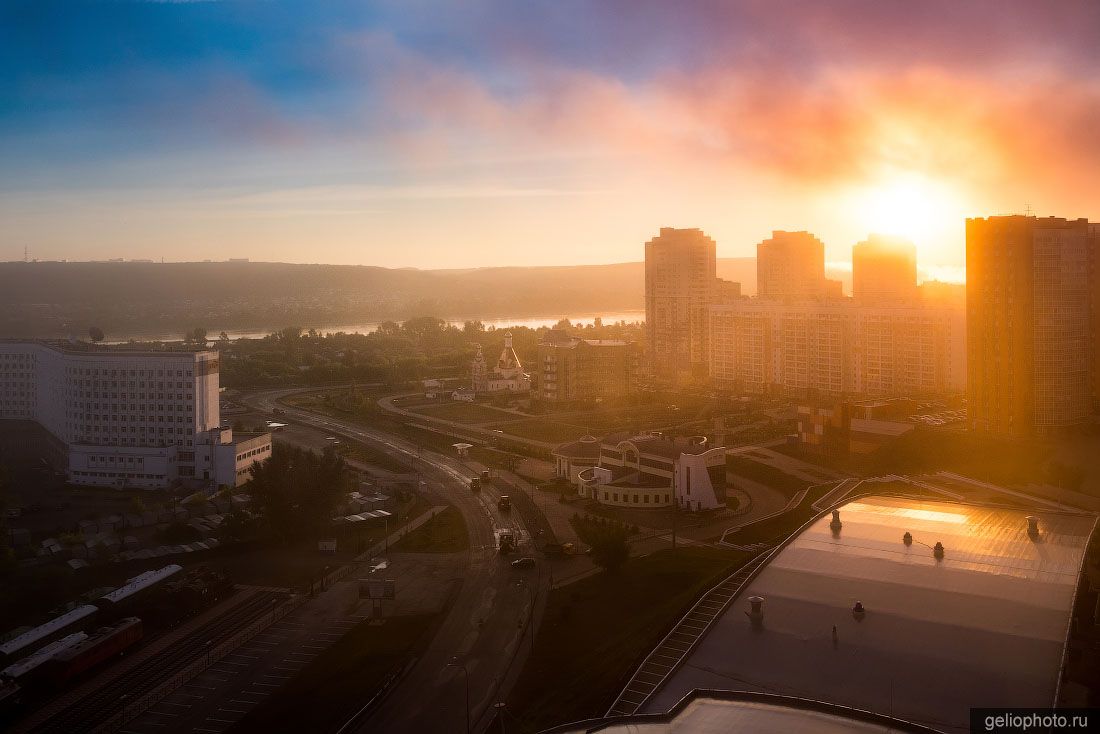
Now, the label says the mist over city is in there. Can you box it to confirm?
[2,3,1099,734]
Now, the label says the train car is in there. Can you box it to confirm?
[0,632,87,686]
[45,617,143,688]
[95,565,182,621]
[0,605,99,666]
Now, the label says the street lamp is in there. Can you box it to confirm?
[447,657,470,734]
[493,702,508,734]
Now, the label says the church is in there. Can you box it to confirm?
[471,332,531,393]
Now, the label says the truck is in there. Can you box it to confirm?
[497,495,511,512]
[497,530,516,555]
[480,469,491,482]
[470,477,481,493]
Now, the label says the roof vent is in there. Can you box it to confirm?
[1026,516,1040,538]
[933,541,945,560]
[829,510,842,537]
[902,531,913,546]
[745,595,764,626]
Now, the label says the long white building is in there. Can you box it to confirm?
[0,341,269,489]
[710,300,965,398]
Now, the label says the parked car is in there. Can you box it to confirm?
[511,557,536,569]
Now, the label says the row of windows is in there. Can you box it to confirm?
[601,491,671,505]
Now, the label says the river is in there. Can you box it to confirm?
[107,310,646,343]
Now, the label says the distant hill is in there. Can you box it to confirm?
[0,257,852,339]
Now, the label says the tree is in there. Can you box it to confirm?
[184,327,208,344]
[246,444,350,545]
[88,326,105,343]
[571,514,630,573]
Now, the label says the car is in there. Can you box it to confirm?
[511,557,536,569]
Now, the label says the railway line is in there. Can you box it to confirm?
[29,589,287,734]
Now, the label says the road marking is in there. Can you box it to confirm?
[252,682,281,687]
[148,710,179,717]
[216,661,249,667]
[158,701,190,708]
[207,717,237,724]
[187,684,217,690]
[272,665,300,671]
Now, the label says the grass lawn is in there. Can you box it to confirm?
[411,401,519,424]
[508,546,748,732]
[234,613,440,733]
[391,506,469,553]
[338,441,412,474]
[498,418,589,444]
[727,454,809,496]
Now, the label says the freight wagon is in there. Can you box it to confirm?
[44,617,143,688]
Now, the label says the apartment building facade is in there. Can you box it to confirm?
[853,235,919,303]
[709,300,964,399]
[535,331,640,404]
[0,341,269,488]
[645,227,738,384]
[967,216,1095,435]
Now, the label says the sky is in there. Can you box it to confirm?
[2,1,1099,277]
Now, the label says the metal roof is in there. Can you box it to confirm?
[644,495,1097,734]
[0,605,98,658]
[547,691,940,734]
[99,564,182,604]
[1,632,87,679]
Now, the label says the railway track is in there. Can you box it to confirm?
[30,589,287,734]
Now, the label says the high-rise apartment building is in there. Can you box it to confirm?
[757,230,829,299]
[967,216,1093,435]
[535,330,640,404]
[644,227,719,383]
[710,300,964,398]
[853,235,918,303]
[0,341,270,488]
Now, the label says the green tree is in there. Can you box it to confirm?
[246,445,349,545]
[571,514,630,574]
[88,326,105,343]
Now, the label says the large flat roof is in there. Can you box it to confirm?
[644,495,1097,733]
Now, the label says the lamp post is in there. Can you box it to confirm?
[447,657,470,734]
[493,702,508,734]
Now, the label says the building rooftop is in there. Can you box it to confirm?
[0,339,215,358]
[644,495,1097,733]
[548,690,940,734]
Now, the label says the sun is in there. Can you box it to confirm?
[845,173,966,254]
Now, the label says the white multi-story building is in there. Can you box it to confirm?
[0,341,270,489]
[710,300,965,398]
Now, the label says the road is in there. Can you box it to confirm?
[241,387,549,734]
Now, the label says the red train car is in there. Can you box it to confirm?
[45,618,143,688]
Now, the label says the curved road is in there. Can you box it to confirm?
[241,387,548,734]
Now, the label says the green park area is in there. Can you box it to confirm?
[508,546,748,732]
[409,401,519,424]
[391,506,469,553]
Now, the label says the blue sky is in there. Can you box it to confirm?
[2,1,1099,271]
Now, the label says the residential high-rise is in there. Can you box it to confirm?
[644,227,718,383]
[757,231,828,299]
[853,235,918,303]
[967,216,1093,435]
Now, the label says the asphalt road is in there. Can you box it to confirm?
[241,387,549,734]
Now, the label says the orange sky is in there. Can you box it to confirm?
[3,1,1099,277]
